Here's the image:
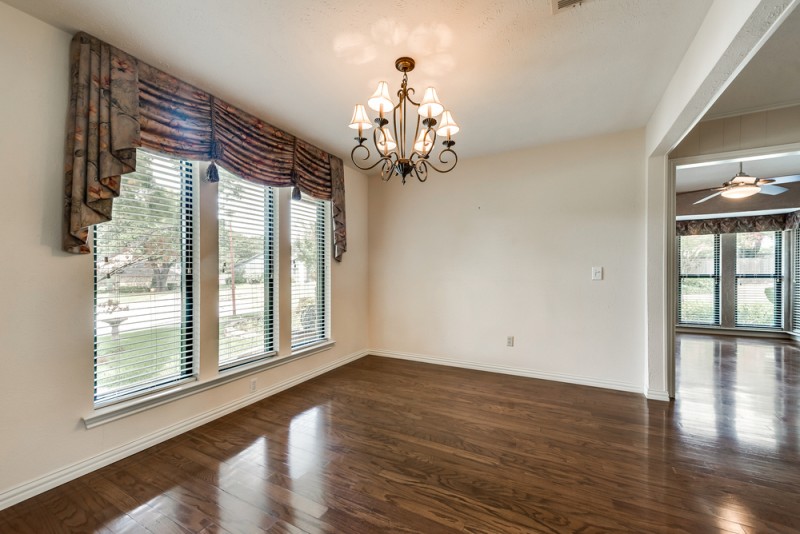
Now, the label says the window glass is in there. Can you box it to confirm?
[94,151,194,403]
[290,195,328,348]
[218,169,276,368]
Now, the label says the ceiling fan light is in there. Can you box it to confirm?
[720,184,760,199]
[418,87,444,118]
[348,104,373,130]
[368,81,394,113]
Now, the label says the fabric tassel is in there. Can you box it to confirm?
[292,186,302,200]
[206,161,220,183]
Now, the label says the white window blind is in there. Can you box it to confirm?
[290,195,328,348]
[677,234,720,325]
[794,229,800,335]
[93,151,194,404]
[218,169,275,368]
[735,231,782,328]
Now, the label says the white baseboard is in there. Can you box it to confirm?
[645,389,672,402]
[370,349,643,394]
[0,349,368,512]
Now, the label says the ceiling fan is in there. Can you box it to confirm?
[693,162,800,204]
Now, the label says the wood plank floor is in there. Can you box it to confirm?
[1,335,799,532]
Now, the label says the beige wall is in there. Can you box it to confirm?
[0,3,369,504]
[368,129,647,391]
[671,104,800,159]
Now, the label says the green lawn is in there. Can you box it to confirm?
[95,325,184,397]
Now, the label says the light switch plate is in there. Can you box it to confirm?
[591,266,603,281]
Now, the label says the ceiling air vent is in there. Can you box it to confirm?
[551,0,588,14]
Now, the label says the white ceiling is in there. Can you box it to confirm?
[2,0,714,162]
[705,3,800,120]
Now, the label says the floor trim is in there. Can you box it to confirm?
[0,349,368,512]
[371,349,643,395]
[645,389,671,401]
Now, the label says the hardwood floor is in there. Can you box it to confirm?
[1,337,799,532]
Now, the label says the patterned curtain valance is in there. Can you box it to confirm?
[676,211,800,236]
[64,32,347,261]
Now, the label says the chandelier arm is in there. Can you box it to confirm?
[380,152,399,182]
[392,103,402,160]
[424,146,458,174]
[411,115,422,155]
[425,126,437,156]
[350,144,391,172]
[413,159,429,183]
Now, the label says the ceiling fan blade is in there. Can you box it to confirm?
[759,184,788,196]
[769,175,800,185]
[694,191,722,204]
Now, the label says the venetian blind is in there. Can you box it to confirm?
[93,151,194,404]
[794,229,800,334]
[291,195,328,348]
[735,231,783,328]
[218,169,276,367]
[677,234,720,325]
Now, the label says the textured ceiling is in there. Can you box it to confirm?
[3,0,714,162]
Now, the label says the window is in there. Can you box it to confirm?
[93,151,194,404]
[678,234,720,325]
[218,169,276,368]
[735,231,782,328]
[794,229,800,335]
[291,194,328,348]
[92,152,334,408]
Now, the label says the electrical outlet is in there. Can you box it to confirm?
[250,378,257,393]
[507,336,515,347]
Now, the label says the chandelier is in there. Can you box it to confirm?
[348,57,460,184]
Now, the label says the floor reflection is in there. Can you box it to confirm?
[676,333,800,455]
[288,404,329,480]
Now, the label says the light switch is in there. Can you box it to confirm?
[591,266,603,281]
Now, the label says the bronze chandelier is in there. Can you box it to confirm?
[348,57,460,184]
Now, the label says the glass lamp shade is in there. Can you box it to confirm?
[418,87,444,118]
[414,129,434,154]
[436,110,460,137]
[376,128,397,153]
[348,104,373,130]
[720,184,760,199]
[368,81,394,113]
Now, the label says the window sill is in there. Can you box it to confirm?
[83,339,335,429]
[675,325,791,339]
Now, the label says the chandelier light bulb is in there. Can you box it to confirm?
[376,128,397,154]
[368,81,394,113]
[418,87,444,118]
[414,129,434,154]
[436,110,460,137]
[348,105,373,130]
